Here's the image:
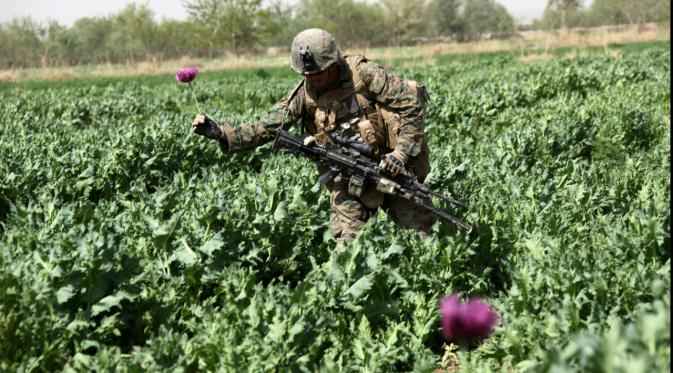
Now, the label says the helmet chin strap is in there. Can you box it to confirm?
[327,63,339,83]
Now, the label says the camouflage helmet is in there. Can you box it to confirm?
[290,28,341,75]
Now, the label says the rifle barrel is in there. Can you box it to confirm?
[413,197,473,233]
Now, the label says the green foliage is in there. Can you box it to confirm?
[428,0,462,37]
[455,0,516,41]
[184,0,277,56]
[0,0,670,70]
[0,44,669,371]
[0,0,522,69]
[0,17,44,68]
[378,0,429,45]
[297,0,390,48]
[536,0,671,30]
[591,0,671,26]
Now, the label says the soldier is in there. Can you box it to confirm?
[192,28,436,252]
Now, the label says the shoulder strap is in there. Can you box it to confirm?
[287,78,305,101]
[344,55,368,93]
[304,80,317,112]
[344,54,378,115]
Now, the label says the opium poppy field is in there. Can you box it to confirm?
[0,43,669,371]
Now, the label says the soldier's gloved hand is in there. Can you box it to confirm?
[379,149,407,176]
[192,114,225,140]
[302,135,316,146]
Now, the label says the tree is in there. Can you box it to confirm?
[428,0,463,38]
[154,19,202,59]
[457,0,516,41]
[585,0,630,26]
[42,21,77,67]
[348,1,388,47]
[264,0,301,47]
[184,0,276,56]
[0,17,43,68]
[379,0,428,45]
[542,0,583,30]
[608,0,670,29]
[71,16,114,64]
[111,3,157,63]
[295,0,388,49]
[541,0,670,28]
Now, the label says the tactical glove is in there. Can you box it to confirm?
[192,114,225,140]
[379,149,407,176]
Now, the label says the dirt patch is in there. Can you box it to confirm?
[0,70,20,82]
[519,53,555,63]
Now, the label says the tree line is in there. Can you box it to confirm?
[0,0,669,70]
[535,0,670,30]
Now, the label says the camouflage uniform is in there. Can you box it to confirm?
[216,53,436,251]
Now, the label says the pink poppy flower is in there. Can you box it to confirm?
[439,294,499,342]
[175,66,199,83]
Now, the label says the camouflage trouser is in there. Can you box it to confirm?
[327,174,436,253]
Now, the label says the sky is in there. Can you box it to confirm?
[0,0,189,26]
[498,0,548,23]
[0,0,574,26]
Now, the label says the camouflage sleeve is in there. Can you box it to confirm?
[357,60,425,159]
[219,82,305,153]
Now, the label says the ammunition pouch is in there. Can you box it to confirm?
[357,119,384,158]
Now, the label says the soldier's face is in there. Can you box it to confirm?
[306,65,337,89]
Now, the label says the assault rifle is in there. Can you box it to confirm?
[272,129,472,232]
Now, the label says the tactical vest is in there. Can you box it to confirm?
[302,56,399,147]
[302,55,430,170]
[302,55,431,207]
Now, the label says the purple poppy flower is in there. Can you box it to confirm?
[439,295,467,340]
[176,66,199,83]
[175,66,203,112]
[439,294,499,342]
